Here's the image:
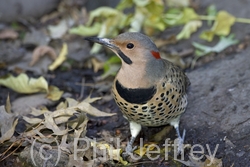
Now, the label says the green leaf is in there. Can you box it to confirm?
[69,23,101,36]
[103,55,121,73]
[0,73,48,94]
[193,34,238,57]
[206,4,217,26]
[176,20,202,40]
[164,8,199,26]
[116,0,133,10]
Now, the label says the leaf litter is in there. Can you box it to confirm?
[0,96,117,166]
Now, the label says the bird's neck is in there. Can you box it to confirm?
[116,59,164,89]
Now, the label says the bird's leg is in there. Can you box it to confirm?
[170,118,186,154]
[124,121,141,155]
[174,124,186,154]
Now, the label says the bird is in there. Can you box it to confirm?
[85,32,190,155]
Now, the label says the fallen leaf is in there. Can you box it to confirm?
[154,35,177,48]
[101,55,121,79]
[193,34,238,57]
[204,155,222,167]
[46,85,64,101]
[76,100,116,117]
[206,5,217,26]
[166,0,190,7]
[69,23,102,36]
[177,20,202,40]
[5,94,11,113]
[0,73,49,94]
[134,143,156,157]
[23,116,43,124]
[0,29,18,39]
[48,19,68,39]
[164,8,199,26]
[30,107,50,116]
[49,43,68,71]
[0,105,16,137]
[0,118,18,143]
[43,112,68,135]
[200,11,236,41]
[91,57,104,73]
[176,154,205,166]
[12,94,54,115]
[8,51,53,75]
[30,46,57,66]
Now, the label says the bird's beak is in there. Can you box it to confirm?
[84,37,118,51]
[85,36,133,65]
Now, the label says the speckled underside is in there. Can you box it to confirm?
[112,64,189,127]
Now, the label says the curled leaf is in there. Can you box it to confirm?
[30,46,57,66]
[49,43,68,71]
[0,29,18,39]
[177,20,202,40]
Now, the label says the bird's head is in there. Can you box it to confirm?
[85,32,161,66]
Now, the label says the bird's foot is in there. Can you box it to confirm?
[176,129,186,155]
[122,143,137,159]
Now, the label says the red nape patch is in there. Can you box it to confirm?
[151,51,161,59]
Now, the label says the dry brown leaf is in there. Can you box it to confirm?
[0,29,18,39]
[176,154,205,166]
[43,112,68,135]
[154,35,177,48]
[0,118,18,143]
[91,57,104,72]
[23,116,43,124]
[76,101,116,117]
[59,135,71,154]
[30,107,50,116]
[204,155,223,167]
[30,45,57,66]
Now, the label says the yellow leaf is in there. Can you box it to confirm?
[0,73,48,94]
[200,11,236,41]
[134,143,156,156]
[177,20,202,40]
[46,85,64,101]
[199,30,215,42]
[5,94,11,113]
[49,43,68,71]
[212,11,236,35]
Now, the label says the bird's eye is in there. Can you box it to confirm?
[126,43,134,49]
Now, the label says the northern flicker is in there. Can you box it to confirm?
[85,32,190,155]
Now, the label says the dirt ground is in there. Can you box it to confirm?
[0,0,250,166]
